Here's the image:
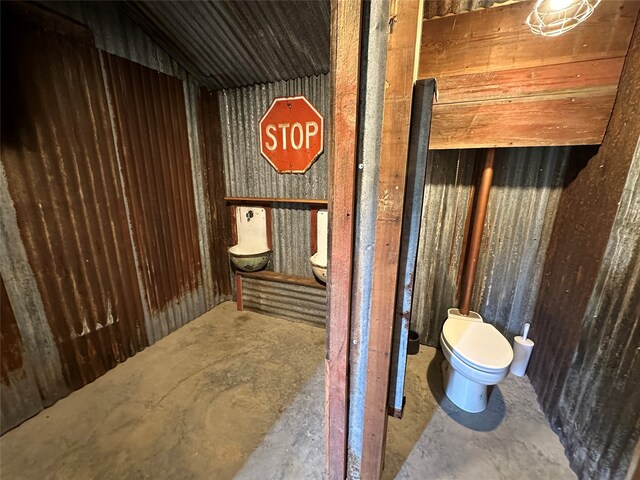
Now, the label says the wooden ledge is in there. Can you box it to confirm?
[237,270,326,290]
[225,197,328,206]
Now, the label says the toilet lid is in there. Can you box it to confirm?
[442,318,513,371]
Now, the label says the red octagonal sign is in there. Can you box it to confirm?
[259,96,324,174]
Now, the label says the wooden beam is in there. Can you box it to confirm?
[431,91,616,149]
[420,0,639,79]
[433,57,624,105]
[360,0,423,477]
[325,0,362,478]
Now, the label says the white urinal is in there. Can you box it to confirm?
[228,206,271,272]
[310,210,328,282]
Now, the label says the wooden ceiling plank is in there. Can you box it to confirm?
[420,0,639,80]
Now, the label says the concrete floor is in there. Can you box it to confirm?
[0,302,325,479]
[1,303,575,479]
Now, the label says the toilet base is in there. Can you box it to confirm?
[442,360,488,413]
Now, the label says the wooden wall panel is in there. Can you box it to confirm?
[419,0,640,149]
[433,57,623,105]
[431,91,617,149]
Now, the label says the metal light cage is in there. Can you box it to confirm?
[526,0,601,37]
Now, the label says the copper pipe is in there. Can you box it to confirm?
[459,148,495,316]
[456,150,483,292]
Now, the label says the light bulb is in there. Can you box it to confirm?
[548,0,575,11]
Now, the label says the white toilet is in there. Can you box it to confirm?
[440,308,513,413]
[309,210,328,282]
[228,206,271,272]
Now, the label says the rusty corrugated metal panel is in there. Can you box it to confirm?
[423,0,527,19]
[43,1,229,314]
[1,3,232,432]
[196,87,233,302]
[412,147,569,345]
[242,277,326,327]
[220,75,329,278]
[103,52,203,338]
[121,0,330,90]
[1,3,148,395]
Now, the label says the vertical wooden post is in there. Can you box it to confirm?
[360,0,423,477]
[235,273,243,311]
[229,205,238,245]
[326,0,362,478]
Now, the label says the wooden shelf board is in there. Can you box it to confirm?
[237,270,326,290]
[225,197,328,205]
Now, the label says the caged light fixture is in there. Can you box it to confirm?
[526,0,601,36]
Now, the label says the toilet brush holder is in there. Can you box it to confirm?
[510,336,534,377]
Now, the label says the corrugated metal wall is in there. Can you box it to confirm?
[0,277,43,432]
[195,88,233,308]
[1,6,148,396]
[241,277,327,327]
[412,146,569,345]
[422,0,516,19]
[219,75,329,278]
[529,21,640,479]
[0,3,230,432]
[553,141,640,480]
[121,1,330,90]
[271,203,314,277]
[220,75,329,199]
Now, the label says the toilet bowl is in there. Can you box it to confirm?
[309,210,328,283]
[440,308,513,413]
[228,206,271,272]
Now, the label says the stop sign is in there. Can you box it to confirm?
[259,96,324,174]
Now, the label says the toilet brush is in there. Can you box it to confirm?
[510,323,534,377]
